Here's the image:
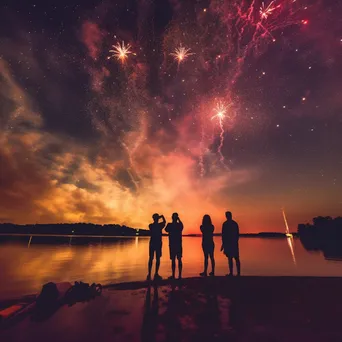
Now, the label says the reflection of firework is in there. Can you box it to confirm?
[282,208,297,265]
[287,235,297,265]
[170,44,194,65]
[108,41,133,63]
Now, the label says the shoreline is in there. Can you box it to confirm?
[103,274,340,290]
[0,233,298,240]
[1,275,341,308]
[2,276,342,341]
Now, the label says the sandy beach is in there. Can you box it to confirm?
[1,276,342,341]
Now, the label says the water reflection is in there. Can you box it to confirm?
[1,237,342,300]
[282,208,296,266]
[286,235,296,266]
[141,285,159,342]
[300,234,342,261]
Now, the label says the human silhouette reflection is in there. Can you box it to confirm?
[221,211,241,276]
[198,281,220,338]
[165,213,183,279]
[200,214,215,276]
[147,213,166,281]
[164,282,183,342]
[141,284,159,342]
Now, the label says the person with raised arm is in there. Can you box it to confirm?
[147,213,166,281]
[165,213,183,279]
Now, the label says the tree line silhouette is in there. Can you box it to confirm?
[0,223,294,238]
[0,223,149,236]
[298,216,342,260]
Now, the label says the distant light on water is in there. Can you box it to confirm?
[286,235,297,266]
[282,208,297,265]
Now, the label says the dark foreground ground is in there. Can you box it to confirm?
[1,277,342,341]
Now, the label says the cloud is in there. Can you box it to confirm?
[0,3,293,232]
[81,21,104,61]
[0,23,260,231]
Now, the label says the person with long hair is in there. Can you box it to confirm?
[200,214,215,276]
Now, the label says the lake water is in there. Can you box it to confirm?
[1,236,342,300]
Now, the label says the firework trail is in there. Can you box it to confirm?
[120,138,141,191]
[224,0,304,84]
[101,0,309,177]
[282,207,291,235]
[218,120,226,166]
[199,126,205,177]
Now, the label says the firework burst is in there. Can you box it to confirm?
[211,101,232,167]
[108,41,133,63]
[170,44,194,65]
[211,101,230,123]
[260,1,277,20]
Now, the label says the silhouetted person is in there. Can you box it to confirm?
[200,214,215,276]
[147,213,166,281]
[165,213,183,279]
[221,211,241,276]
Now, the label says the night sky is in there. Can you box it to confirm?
[0,0,341,233]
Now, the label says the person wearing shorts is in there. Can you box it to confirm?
[165,213,183,279]
[147,213,166,281]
